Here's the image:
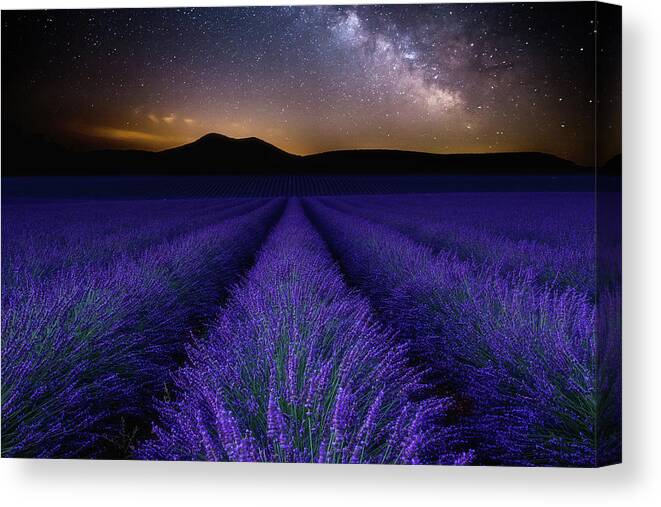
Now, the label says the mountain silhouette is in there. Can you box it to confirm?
[304,149,587,175]
[158,133,300,170]
[2,131,601,177]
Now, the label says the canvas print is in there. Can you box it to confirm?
[1,2,621,466]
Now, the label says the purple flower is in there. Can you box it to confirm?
[139,200,454,464]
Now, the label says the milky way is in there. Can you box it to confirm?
[2,3,621,165]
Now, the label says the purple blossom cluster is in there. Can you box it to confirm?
[323,194,597,295]
[341,193,596,248]
[1,199,284,457]
[2,198,265,288]
[304,198,620,466]
[1,190,620,466]
[138,201,461,464]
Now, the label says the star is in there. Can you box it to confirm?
[1,3,620,164]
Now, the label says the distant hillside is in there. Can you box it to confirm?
[157,133,300,171]
[304,149,587,175]
[2,131,599,177]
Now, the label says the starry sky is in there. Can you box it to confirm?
[2,3,621,165]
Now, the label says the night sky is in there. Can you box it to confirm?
[2,3,621,165]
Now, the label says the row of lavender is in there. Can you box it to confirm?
[322,193,620,463]
[2,198,264,286]
[323,193,598,296]
[304,197,620,466]
[2,192,619,465]
[2,198,285,457]
[338,193,596,248]
[139,201,469,464]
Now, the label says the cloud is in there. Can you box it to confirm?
[183,118,195,125]
[86,126,167,143]
[147,111,181,125]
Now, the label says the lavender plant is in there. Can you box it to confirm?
[339,193,595,249]
[139,201,464,464]
[1,189,619,466]
[2,197,265,288]
[305,198,617,466]
[1,199,284,458]
[323,196,596,296]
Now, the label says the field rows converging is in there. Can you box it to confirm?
[2,197,267,288]
[1,2,623,470]
[138,200,470,464]
[1,198,285,458]
[338,193,596,248]
[1,192,620,466]
[320,196,597,296]
[304,198,618,467]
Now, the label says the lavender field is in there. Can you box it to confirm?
[1,190,621,466]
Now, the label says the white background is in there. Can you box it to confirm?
[0,0,659,505]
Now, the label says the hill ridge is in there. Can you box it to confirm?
[2,131,602,177]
